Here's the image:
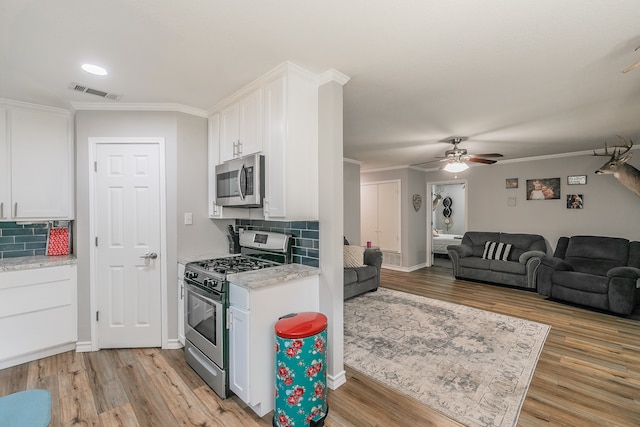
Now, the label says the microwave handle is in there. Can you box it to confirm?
[237,164,246,200]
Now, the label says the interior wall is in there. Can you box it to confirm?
[75,110,230,344]
[424,153,640,251]
[343,160,361,245]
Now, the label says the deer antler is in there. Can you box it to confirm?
[592,136,633,157]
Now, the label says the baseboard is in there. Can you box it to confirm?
[75,341,93,352]
[327,369,347,390]
[0,342,76,370]
[382,263,426,273]
[165,339,184,350]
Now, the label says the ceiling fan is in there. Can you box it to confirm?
[414,137,503,172]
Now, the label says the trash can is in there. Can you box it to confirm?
[274,312,328,427]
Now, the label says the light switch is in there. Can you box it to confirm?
[184,212,193,225]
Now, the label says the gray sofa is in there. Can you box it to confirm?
[447,231,547,289]
[344,247,383,300]
[537,235,640,315]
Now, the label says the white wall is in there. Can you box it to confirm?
[75,110,230,343]
[343,160,361,245]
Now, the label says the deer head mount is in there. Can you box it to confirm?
[593,136,640,197]
[432,190,443,211]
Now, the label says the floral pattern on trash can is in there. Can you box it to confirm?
[274,313,328,427]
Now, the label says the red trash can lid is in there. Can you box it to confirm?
[275,312,327,338]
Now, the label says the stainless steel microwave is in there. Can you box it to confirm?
[215,154,265,208]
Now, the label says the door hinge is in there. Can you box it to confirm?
[94,161,97,172]
[95,236,98,246]
[96,311,99,322]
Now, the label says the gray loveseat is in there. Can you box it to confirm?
[447,231,547,289]
[537,235,640,315]
[344,245,383,300]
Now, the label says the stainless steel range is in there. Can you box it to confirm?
[183,229,292,399]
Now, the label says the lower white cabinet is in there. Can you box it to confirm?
[178,262,186,346]
[0,264,77,368]
[228,275,319,417]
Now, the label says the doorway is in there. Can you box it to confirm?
[89,137,168,350]
[426,180,468,267]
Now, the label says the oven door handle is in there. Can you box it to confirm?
[237,164,246,201]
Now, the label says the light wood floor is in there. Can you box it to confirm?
[1,267,639,426]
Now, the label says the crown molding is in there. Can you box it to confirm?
[1,97,72,115]
[318,69,350,86]
[71,102,208,117]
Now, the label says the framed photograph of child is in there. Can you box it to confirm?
[526,178,561,200]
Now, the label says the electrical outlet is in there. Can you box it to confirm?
[184,212,193,225]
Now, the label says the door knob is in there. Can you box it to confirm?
[140,252,158,259]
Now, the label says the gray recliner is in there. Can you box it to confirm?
[537,235,640,315]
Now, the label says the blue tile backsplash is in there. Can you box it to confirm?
[236,219,320,267]
[0,222,49,259]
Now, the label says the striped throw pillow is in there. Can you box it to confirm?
[482,241,512,261]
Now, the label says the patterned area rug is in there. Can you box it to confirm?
[344,288,550,427]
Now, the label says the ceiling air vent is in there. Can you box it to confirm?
[69,82,120,100]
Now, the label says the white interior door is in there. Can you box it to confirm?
[96,143,162,348]
[377,182,399,251]
[360,184,378,246]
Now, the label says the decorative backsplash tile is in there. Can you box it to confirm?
[0,222,49,259]
[236,219,320,267]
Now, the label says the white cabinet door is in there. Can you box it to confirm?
[178,263,185,346]
[0,106,8,220]
[220,104,239,163]
[238,88,263,158]
[228,305,250,403]
[5,106,73,220]
[219,89,263,163]
[263,76,286,218]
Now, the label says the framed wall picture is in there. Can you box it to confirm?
[526,178,561,200]
[567,194,584,209]
[505,178,518,189]
[567,175,587,185]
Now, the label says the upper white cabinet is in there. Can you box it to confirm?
[219,88,263,162]
[208,62,320,221]
[0,101,74,221]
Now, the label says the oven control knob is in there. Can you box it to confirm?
[203,278,212,288]
[185,271,197,280]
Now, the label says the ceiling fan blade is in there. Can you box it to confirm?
[467,157,497,164]
[470,153,503,158]
[410,159,442,167]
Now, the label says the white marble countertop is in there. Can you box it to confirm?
[228,264,320,290]
[0,254,78,272]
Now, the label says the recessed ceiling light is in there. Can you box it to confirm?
[81,63,108,76]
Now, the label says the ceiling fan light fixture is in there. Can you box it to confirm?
[443,161,469,173]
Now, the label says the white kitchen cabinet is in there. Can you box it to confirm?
[0,264,77,369]
[178,262,186,346]
[261,68,319,220]
[208,114,250,220]
[0,101,74,221]
[228,274,319,417]
[219,88,263,163]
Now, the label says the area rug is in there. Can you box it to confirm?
[344,288,550,427]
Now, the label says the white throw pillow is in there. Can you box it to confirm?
[344,245,365,268]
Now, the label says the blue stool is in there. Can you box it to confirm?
[0,390,51,427]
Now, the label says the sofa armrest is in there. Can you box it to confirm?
[519,250,546,264]
[607,266,640,279]
[448,244,473,258]
[540,257,573,271]
[364,248,383,287]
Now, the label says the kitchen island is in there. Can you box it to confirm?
[227,263,320,417]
